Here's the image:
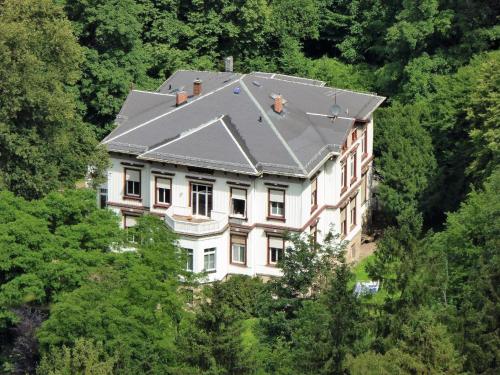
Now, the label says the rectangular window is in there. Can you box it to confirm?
[341,162,347,190]
[230,188,247,218]
[361,173,367,204]
[191,183,213,217]
[350,197,357,228]
[204,248,216,271]
[186,248,193,272]
[124,214,138,243]
[350,152,357,181]
[99,187,108,208]
[124,168,141,197]
[340,206,347,237]
[310,178,318,210]
[231,235,246,264]
[156,177,171,206]
[268,237,284,265]
[268,189,285,218]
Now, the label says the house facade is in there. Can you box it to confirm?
[100,70,384,281]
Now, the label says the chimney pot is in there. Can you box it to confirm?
[193,79,202,96]
[274,95,283,114]
[176,91,188,106]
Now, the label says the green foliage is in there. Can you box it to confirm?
[374,102,437,221]
[37,338,119,375]
[37,215,190,374]
[0,0,107,199]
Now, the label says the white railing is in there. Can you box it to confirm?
[164,206,228,235]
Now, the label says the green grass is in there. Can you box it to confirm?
[350,254,387,305]
[352,255,374,282]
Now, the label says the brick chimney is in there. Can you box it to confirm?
[193,79,202,96]
[176,91,188,106]
[274,95,283,114]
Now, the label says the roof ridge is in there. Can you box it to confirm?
[239,79,307,175]
[103,75,245,145]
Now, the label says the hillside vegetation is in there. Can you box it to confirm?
[0,0,498,374]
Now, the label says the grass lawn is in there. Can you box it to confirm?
[350,254,387,305]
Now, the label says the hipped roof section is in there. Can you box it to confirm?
[102,70,385,178]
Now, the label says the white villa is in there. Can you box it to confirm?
[99,68,385,281]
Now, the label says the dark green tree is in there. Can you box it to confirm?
[0,0,107,199]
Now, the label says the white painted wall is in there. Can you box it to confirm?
[103,117,374,281]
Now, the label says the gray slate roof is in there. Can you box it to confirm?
[102,70,385,177]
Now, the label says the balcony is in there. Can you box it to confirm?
[164,205,228,236]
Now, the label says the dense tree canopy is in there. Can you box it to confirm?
[0,0,498,373]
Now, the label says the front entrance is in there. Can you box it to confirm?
[191,183,213,217]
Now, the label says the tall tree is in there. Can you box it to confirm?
[0,0,107,199]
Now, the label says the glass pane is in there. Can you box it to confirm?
[198,192,206,216]
[232,199,245,216]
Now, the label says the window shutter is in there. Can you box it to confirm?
[157,178,170,189]
[231,188,246,201]
[232,235,246,245]
[126,169,140,181]
[269,237,283,249]
[125,215,137,227]
[269,190,284,203]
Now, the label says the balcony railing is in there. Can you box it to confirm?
[164,205,228,235]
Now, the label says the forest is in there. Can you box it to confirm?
[0,0,498,374]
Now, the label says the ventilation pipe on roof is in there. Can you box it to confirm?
[274,95,283,114]
[193,79,202,96]
[176,91,188,106]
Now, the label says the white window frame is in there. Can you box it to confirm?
[124,168,141,197]
[268,189,285,218]
[203,248,216,271]
[230,188,247,218]
[185,248,194,272]
[268,236,284,265]
[156,177,172,205]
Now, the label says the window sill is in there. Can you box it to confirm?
[362,152,369,160]
[204,269,217,274]
[341,186,347,195]
[123,195,142,201]
[230,262,247,268]
[350,225,356,231]
[267,216,286,222]
[153,203,171,209]
[350,177,357,185]
[229,215,247,221]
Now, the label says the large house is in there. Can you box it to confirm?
[100,68,385,281]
